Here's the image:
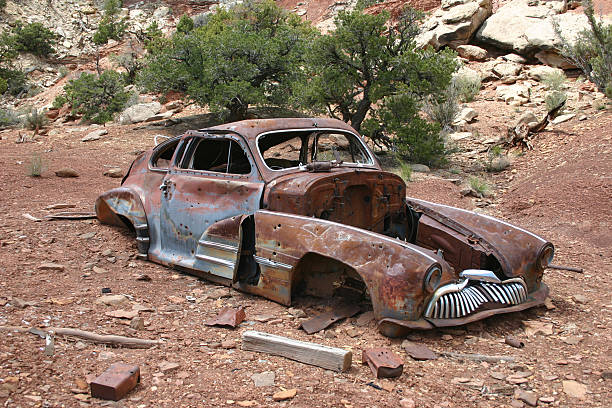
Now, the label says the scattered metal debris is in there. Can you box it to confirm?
[362,348,403,378]
[402,341,437,361]
[90,363,140,401]
[505,335,525,348]
[438,351,516,363]
[547,264,583,273]
[205,307,246,328]
[45,211,96,220]
[300,304,361,334]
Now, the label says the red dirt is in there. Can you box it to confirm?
[0,106,610,406]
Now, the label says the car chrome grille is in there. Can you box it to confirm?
[425,279,527,320]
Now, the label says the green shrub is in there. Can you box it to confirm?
[58,70,129,123]
[176,15,194,34]
[423,83,460,132]
[469,176,490,197]
[12,21,56,57]
[0,108,19,127]
[398,159,412,182]
[545,90,567,112]
[23,108,48,130]
[93,0,128,45]
[541,71,567,91]
[0,68,27,96]
[555,0,612,98]
[0,0,5,9]
[453,73,481,102]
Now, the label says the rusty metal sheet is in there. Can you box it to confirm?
[362,348,403,378]
[403,341,437,361]
[90,363,140,401]
[300,304,361,334]
[205,307,246,328]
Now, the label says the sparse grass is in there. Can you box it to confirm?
[23,108,48,130]
[541,71,567,91]
[469,176,490,197]
[28,153,44,177]
[487,155,511,172]
[424,85,459,132]
[545,91,567,112]
[58,66,69,79]
[399,160,412,182]
[0,108,19,127]
[449,167,461,175]
[453,74,482,103]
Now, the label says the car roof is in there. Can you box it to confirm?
[199,117,358,141]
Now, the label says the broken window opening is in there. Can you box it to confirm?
[150,139,180,169]
[183,138,252,175]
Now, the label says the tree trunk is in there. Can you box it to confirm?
[349,98,371,132]
[227,98,248,122]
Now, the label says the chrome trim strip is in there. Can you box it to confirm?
[136,237,150,242]
[195,254,235,268]
[198,240,239,253]
[254,255,293,270]
[135,224,148,230]
[459,269,502,283]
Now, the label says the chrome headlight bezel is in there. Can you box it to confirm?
[538,244,555,270]
[423,264,442,293]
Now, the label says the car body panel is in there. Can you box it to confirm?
[95,117,553,337]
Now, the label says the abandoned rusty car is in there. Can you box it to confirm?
[96,118,554,337]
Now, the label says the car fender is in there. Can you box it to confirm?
[250,210,454,323]
[95,187,149,257]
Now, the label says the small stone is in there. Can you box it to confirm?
[38,262,65,272]
[490,371,506,380]
[92,266,106,274]
[551,113,575,125]
[82,129,107,142]
[55,168,79,178]
[104,168,124,178]
[563,380,587,399]
[456,45,488,61]
[96,294,129,306]
[136,274,152,281]
[449,131,472,141]
[79,232,96,239]
[130,316,145,330]
[97,350,116,360]
[220,340,236,349]
[272,388,297,401]
[544,297,555,310]
[11,297,35,309]
[288,307,306,318]
[517,390,538,407]
[411,164,430,173]
[207,288,231,299]
[572,294,588,304]
[237,401,256,407]
[602,371,612,379]
[399,398,416,408]
[441,334,453,341]
[510,400,524,408]
[105,309,139,319]
[539,396,554,404]
[251,371,275,387]
[159,361,180,373]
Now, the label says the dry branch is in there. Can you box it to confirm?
[439,351,516,363]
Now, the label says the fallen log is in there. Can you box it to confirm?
[242,330,352,372]
[0,326,160,348]
[438,351,516,363]
[505,100,566,150]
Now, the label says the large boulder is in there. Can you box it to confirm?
[416,0,492,50]
[476,0,610,68]
[496,83,531,105]
[119,102,162,125]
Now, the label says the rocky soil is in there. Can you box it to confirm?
[1,0,611,407]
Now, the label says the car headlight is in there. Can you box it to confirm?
[423,264,442,293]
[538,244,554,270]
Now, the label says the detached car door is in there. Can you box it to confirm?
[159,133,264,280]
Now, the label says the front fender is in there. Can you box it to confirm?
[95,187,149,256]
[251,210,454,323]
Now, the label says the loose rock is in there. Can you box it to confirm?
[55,168,79,178]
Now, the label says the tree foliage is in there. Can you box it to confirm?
[12,21,57,57]
[138,0,316,121]
[54,71,129,123]
[0,32,26,95]
[297,7,458,164]
[93,0,128,45]
[556,0,612,98]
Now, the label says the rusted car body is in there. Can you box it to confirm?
[96,118,554,337]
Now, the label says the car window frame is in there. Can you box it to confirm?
[148,136,183,173]
[171,132,259,180]
[255,128,376,172]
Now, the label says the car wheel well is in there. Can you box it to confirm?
[116,214,136,234]
[291,253,372,305]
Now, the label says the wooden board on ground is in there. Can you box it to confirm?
[241,330,352,372]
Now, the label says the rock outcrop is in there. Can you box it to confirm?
[416,0,492,50]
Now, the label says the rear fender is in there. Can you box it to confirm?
[249,210,453,322]
[95,187,149,257]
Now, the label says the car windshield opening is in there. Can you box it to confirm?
[258,130,372,171]
[182,138,251,174]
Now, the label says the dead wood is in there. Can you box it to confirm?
[0,326,160,348]
[547,264,584,273]
[505,100,566,150]
[439,351,516,363]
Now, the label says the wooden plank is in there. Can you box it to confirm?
[241,330,352,372]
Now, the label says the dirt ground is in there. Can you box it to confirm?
[0,102,610,408]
